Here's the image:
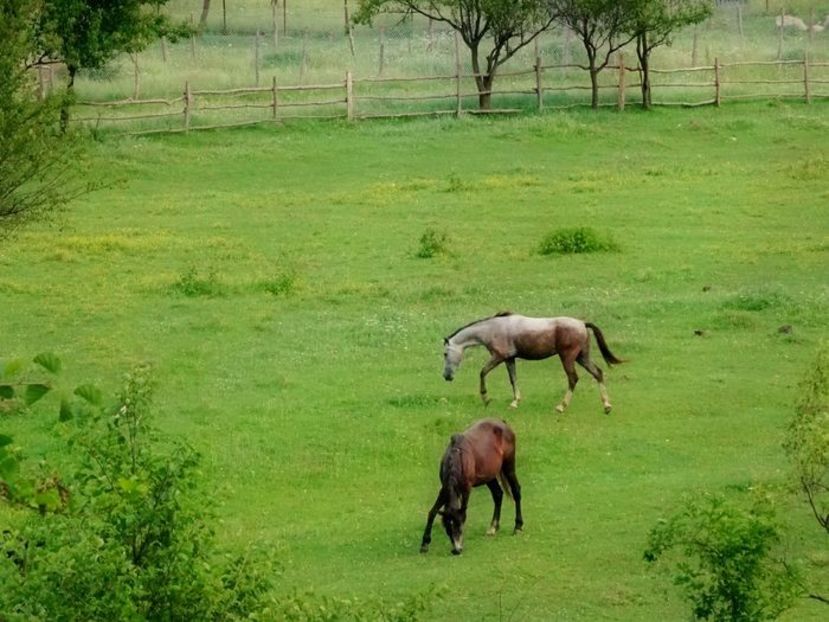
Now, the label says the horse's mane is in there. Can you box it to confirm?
[445,311,514,340]
[442,434,468,508]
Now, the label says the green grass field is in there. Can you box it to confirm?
[2,102,828,619]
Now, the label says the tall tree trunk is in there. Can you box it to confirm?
[60,64,77,133]
[199,0,211,33]
[469,41,492,111]
[585,45,599,109]
[637,34,651,110]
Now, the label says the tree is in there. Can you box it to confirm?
[549,0,637,109]
[627,0,712,109]
[644,493,801,621]
[784,347,829,606]
[355,1,556,110]
[0,0,92,240]
[34,0,188,127]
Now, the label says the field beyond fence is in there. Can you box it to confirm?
[68,49,829,135]
[27,1,829,133]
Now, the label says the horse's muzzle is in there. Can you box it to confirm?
[443,373,454,382]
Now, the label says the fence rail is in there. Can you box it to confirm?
[72,48,827,135]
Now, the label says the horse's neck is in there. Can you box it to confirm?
[451,322,489,349]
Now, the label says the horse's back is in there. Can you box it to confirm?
[498,315,586,360]
[463,419,516,481]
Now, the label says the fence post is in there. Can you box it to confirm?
[131,53,140,99]
[160,37,168,63]
[737,5,743,38]
[346,71,354,121]
[691,25,699,66]
[777,9,784,60]
[378,26,385,76]
[535,55,543,111]
[271,76,279,120]
[272,1,279,48]
[254,31,261,86]
[714,57,720,107]
[190,14,197,61]
[804,51,811,104]
[184,80,191,132]
[617,52,626,111]
[222,0,227,35]
[454,31,462,117]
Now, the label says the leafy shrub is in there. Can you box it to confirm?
[445,172,468,193]
[261,270,297,297]
[415,228,450,259]
[644,493,801,621]
[173,265,225,297]
[784,347,829,535]
[537,227,618,256]
[0,363,276,620]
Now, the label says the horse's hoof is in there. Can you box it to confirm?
[513,527,524,535]
[451,548,462,556]
[485,527,498,536]
[509,401,519,409]
[481,397,491,407]
[420,544,429,554]
[555,404,565,414]
[604,404,612,415]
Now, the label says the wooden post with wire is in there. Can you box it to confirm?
[714,57,720,107]
[184,80,192,132]
[617,52,626,111]
[271,76,279,120]
[454,32,462,117]
[346,71,354,121]
[535,55,543,111]
[804,51,811,104]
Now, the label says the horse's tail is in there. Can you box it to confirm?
[585,322,624,366]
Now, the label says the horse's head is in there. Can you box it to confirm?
[440,505,466,555]
[443,338,463,382]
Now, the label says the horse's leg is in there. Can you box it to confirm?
[485,479,504,536]
[420,488,447,553]
[555,351,579,413]
[479,355,503,406]
[502,460,523,534]
[577,352,612,414]
[505,358,522,409]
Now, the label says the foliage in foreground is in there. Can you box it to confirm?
[644,492,801,621]
[0,362,276,620]
[784,346,829,536]
[0,0,90,240]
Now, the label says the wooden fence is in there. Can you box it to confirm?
[73,49,829,136]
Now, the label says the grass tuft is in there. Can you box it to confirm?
[537,227,619,256]
[172,266,226,298]
[415,228,450,259]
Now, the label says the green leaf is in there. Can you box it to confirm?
[0,385,14,400]
[34,488,61,511]
[0,454,19,480]
[24,383,51,406]
[33,352,62,374]
[74,384,102,405]
[59,399,73,422]
[2,359,24,378]
[0,434,12,448]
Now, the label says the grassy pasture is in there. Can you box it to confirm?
[2,102,829,619]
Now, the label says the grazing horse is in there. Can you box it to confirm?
[420,418,523,555]
[442,312,623,414]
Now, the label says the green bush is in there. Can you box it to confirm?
[415,228,450,259]
[0,363,275,620]
[173,265,225,297]
[537,227,618,256]
[644,492,801,621]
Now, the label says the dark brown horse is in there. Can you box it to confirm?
[442,312,623,414]
[420,418,523,555]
